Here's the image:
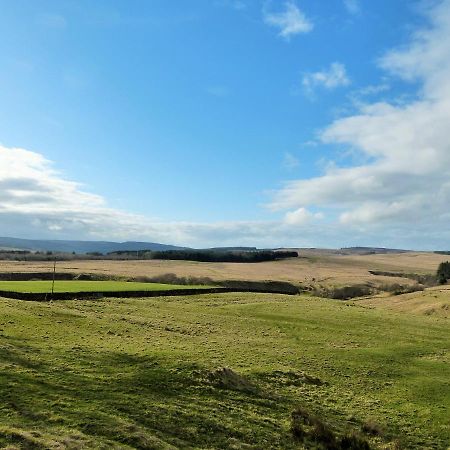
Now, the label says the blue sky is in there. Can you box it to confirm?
[1,0,450,248]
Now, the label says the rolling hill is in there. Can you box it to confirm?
[0,236,185,254]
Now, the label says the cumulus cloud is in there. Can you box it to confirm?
[0,145,143,237]
[284,208,323,225]
[271,0,450,245]
[302,62,351,96]
[263,1,313,40]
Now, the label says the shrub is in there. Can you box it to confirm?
[340,432,371,450]
[142,273,214,286]
[379,283,424,295]
[310,420,337,448]
[291,408,317,442]
[313,284,373,300]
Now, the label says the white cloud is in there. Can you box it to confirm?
[0,145,325,248]
[271,0,450,246]
[4,2,450,250]
[343,0,360,15]
[263,1,313,40]
[348,83,390,105]
[302,62,351,96]
[0,146,134,237]
[1,143,449,249]
[284,207,322,225]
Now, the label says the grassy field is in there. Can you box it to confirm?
[0,292,448,449]
[0,280,211,294]
[1,251,447,289]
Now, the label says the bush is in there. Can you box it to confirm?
[340,432,371,450]
[379,283,425,295]
[313,284,373,300]
[137,273,214,286]
[369,270,437,286]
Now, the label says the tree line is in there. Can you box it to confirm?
[108,249,298,263]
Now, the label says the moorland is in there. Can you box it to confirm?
[0,249,449,449]
[1,249,448,292]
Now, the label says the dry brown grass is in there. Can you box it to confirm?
[359,285,450,318]
[0,250,447,289]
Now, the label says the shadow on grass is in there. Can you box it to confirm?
[0,337,294,449]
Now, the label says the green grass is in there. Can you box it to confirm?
[0,280,211,293]
[0,293,448,449]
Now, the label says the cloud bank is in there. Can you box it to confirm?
[0,145,328,247]
[272,0,450,246]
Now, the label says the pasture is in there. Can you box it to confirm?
[0,280,211,294]
[0,291,448,449]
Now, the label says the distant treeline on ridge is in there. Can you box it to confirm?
[0,248,298,262]
[108,249,299,263]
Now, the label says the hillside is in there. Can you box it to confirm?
[0,237,185,254]
[360,285,450,318]
[0,250,447,290]
[0,292,448,448]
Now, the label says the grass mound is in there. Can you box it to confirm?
[260,370,326,387]
[291,407,371,449]
[207,367,257,393]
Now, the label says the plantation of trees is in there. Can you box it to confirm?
[108,249,298,263]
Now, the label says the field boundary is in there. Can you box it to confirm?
[0,272,303,299]
[0,272,109,281]
[0,287,229,301]
[0,285,301,301]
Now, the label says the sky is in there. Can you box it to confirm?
[1,0,450,249]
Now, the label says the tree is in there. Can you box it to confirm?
[437,261,450,284]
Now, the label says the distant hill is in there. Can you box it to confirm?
[207,247,258,252]
[0,237,186,254]
[339,247,410,255]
